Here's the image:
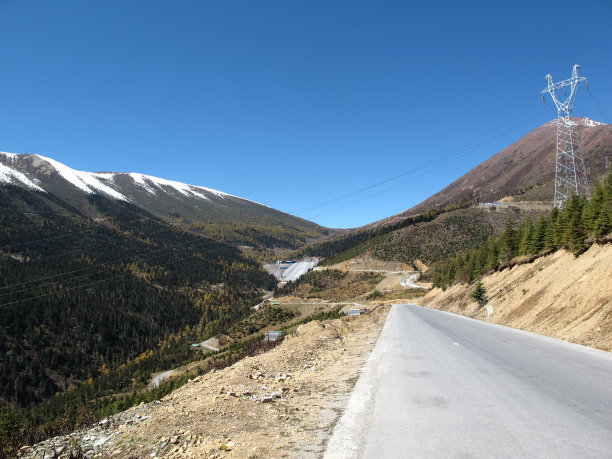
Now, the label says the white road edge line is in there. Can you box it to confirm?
[323,304,399,459]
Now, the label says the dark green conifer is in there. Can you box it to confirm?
[530,215,548,254]
[583,181,604,233]
[499,220,517,262]
[471,280,488,307]
[518,218,534,255]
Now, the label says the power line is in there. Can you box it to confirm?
[588,88,611,124]
[0,222,222,294]
[244,101,546,204]
[0,215,249,305]
[292,103,550,218]
[0,208,235,291]
[0,217,195,265]
[0,247,220,308]
[0,243,195,298]
[308,117,539,221]
[0,232,74,249]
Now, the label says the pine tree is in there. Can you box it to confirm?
[593,172,612,237]
[530,215,548,254]
[485,238,499,271]
[518,218,534,255]
[499,220,517,262]
[583,181,604,233]
[563,194,587,252]
[544,207,559,251]
[471,281,488,307]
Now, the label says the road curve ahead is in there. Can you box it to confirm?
[325,304,612,459]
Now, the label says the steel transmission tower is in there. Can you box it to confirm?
[541,64,590,208]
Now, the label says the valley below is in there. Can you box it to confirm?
[2,119,612,457]
[15,241,612,458]
[18,308,390,459]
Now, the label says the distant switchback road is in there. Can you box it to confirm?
[325,304,612,458]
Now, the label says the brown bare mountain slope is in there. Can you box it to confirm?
[395,118,612,219]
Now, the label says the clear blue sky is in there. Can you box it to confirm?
[1,1,611,228]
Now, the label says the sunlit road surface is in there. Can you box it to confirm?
[325,304,612,458]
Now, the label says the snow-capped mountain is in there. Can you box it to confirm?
[0,152,238,201]
[0,152,319,229]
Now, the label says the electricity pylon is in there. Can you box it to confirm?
[542,64,590,208]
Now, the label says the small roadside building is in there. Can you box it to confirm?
[264,331,284,342]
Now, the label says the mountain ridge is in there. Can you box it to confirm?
[1,151,240,201]
[0,152,321,233]
[384,117,611,223]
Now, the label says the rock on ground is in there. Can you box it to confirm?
[19,307,389,459]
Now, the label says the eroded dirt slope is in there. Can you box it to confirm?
[324,254,415,272]
[420,244,612,351]
[20,308,389,459]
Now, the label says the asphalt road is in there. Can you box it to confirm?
[149,369,173,389]
[325,304,612,458]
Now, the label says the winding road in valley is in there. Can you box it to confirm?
[325,304,612,458]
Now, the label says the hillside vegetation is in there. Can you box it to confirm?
[0,186,278,451]
[298,201,474,264]
[276,269,384,302]
[189,219,327,253]
[429,172,612,289]
[300,201,543,268]
[421,243,612,352]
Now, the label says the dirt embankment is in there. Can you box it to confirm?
[324,254,416,272]
[420,243,612,351]
[20,308,389,459]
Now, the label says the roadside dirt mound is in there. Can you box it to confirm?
[420,244,612,351]
[295,320,326,337]
[326,254,414,272]
[20,309,389,459]
[374,273,406,291]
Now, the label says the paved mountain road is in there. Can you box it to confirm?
[325,304,612,458]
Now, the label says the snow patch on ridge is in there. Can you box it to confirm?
[1,151,267,206]
[126,173,158,195]
[0,163,45,192]
[89,171,232,201]
[126,173,216,199]
[0,152,19,161]
[546,117,607,127]
[568,118,607,127]
[35,155,129,201]
[581,118,606,127]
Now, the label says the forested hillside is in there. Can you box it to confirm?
[0,185,277,446]
[429,172,612,288]
[299,201,542,268]
[297,201,474,265]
